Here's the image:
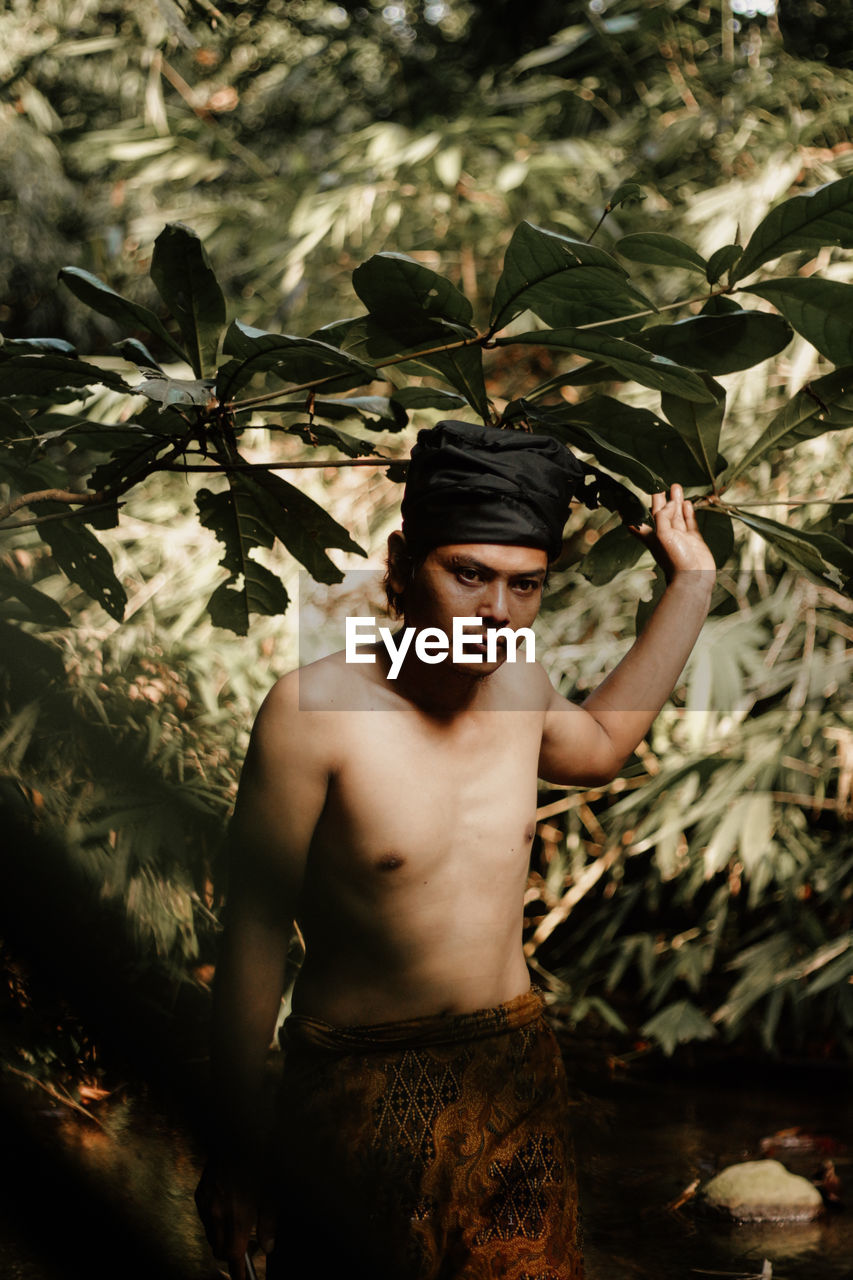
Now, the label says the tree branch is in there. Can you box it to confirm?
[0,487,107,522]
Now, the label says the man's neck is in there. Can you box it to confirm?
[378,633,492,717]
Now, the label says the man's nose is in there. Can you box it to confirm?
[477,580,510,624]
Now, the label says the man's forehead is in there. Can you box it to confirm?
[431,543,548,573]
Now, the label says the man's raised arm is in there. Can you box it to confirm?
[539,485,715,787]
[196,673,331,1280]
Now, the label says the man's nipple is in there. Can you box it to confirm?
[377,852,405,872]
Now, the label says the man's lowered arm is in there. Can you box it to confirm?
[196,673,331,1279]
[539,485,715,787]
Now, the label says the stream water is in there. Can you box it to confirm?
[1,1052,851,1279]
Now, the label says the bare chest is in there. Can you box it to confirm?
[310,707,544,885]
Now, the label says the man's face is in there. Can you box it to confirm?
[402,542,548,675]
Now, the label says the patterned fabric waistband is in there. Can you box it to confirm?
[281,987,547,1054]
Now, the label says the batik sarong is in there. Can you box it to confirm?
[267,987,583,1280]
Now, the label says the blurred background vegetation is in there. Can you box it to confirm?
[1,0,853,1114]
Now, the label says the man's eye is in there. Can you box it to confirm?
[514,580,540,593]
[457,568,481,582]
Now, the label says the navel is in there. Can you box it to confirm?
[525,824,536,844]
[377,852,405,872]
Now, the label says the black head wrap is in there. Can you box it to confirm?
[401,420,598,561]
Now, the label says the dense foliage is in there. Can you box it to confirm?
[2,0,853,1064]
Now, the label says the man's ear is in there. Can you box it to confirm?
[386,530,411,596]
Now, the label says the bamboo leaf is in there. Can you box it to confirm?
[496,328,714,401]
[59,266,188,365]
[640,999,717,1055]
[732,173,853,282]
[722,365,853,486]
[616,233,707,274]
[150,223,227,378]
[490,221,652,332]
[742,278,853,366]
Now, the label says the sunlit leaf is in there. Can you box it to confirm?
[733,173,853,281]
[742,277,853,366]
[150,223,227,378]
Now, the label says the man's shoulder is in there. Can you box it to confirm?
[261,651,352,716]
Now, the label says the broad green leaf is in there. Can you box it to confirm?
[197,484,291,634]
[59,266,188,365]
[206,565,290,635]
[0,567,70,626]
[0,621,65,682]
[218,321,376,399]
[134,371,215,407]
[521,397,708,490]
[695,509,735,571]
[0,353,131,397]
[0,336,77,356]
[0,401,33,441]
[634,310,792,374]
[150,223,227,378]
[249,470,367,581]
[722,365,853,486]
[606,181,647,210]
[661,374,726,479]
[352,252,474,328]
[490,222,652,332]
[287,422,379,457]
[705,244,743,285]
[496,328,714,401]
[733,173,853,282]
[113,338,164,372]
[262,395,407,431]
[731,509,853,593]
[640,998,717,1055]
[616,233,707,274]
[336,316,490,418]
[578,524,646,585]
[39,512,127,621]
[742,278,853,366]
[87,437,166,491]
[391,387,468,411]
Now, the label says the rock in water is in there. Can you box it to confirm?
[701,1159,823,1223]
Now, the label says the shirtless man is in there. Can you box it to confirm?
[196,420,716,1279]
